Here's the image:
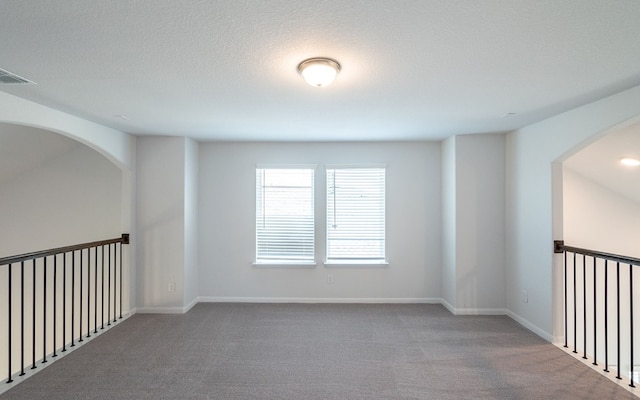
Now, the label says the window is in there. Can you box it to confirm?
[326,166,386,263]
[256,167,315,264]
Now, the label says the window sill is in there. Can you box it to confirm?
[252,261,317,268]
[324,260,389,268]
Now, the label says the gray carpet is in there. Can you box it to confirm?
[0,303,636,399]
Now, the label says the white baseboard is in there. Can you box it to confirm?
[506,310,553,342]
[198,296,442,304]
[552,335,565,345]
[136,306,190,314]
[184,296,199,312]
[440,298,507,316]
[453,308,508,315]
[440,299,455,314]
[135,296,199,314]
[131,298,553,344]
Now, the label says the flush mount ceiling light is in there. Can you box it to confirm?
[297,58,341,87]
[620,157,640,167]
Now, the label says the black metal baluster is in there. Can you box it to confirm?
[7,263,13,383]
[101,245,105,330]
[87,248,91,339]
[119,242,123,319]
[94,246,98,334]
[31,260,36,370]
[42,257,47,364]
[20,261,25,376]
[617,261,621,380]
[605,260,609,373]
[573,252,577,354]
[630,264,635,388]
[53,255,57,358]
[113,243,117,324]
[564,251,568,348]
[108,243,111,326]
[583,254,587,359]
[593,256,597,366]
[70,251,75,348]
[79,249,83,343]
[62,254,66,353]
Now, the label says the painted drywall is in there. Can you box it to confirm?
[184,138,199,308]
[441,134,506,312]
[455,134,506,311]
[563,167,640,258]
[506,84,640,340]
[441,136,457,307]
[135,136,186,310]
[0,126,122,258]
[198,142,441,300]
[0,91,132,170]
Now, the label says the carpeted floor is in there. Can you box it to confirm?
[0,303,636,399]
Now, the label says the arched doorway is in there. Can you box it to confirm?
[0,121,136,384]
[551,120,640,383]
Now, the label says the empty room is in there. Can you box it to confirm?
[1,1,640,399]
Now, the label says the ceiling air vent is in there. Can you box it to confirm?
[0,68,35,85]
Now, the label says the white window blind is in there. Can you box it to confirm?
[326,167,385,262]
[256,168,315,263]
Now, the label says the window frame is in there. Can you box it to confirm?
[254,165,317,266]
[325,164,387,266]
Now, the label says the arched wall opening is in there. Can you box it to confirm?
[0,122,134,313]
[0,92,138,321]
[551,117,640,334]
[551,117,640,361]
[0,121,136,383]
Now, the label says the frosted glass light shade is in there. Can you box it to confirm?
[298,58,340,87]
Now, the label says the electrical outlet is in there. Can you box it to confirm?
[327,274,334,284]
[521,290,528,303]
[168,282,176,292]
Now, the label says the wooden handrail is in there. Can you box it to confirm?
[0,234,129,266]
[554,240,640,266]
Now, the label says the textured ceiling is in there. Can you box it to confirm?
[1,1,640,141]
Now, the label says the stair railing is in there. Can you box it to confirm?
[0,234,129,384]
[555,240,640,387]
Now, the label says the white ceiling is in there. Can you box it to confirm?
[1,1,640,141]
[565,123,640,204]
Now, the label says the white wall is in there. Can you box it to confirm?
[184,138,199,307]
[506,84,640,340]
[455,134,505,312]
[136,136,186,310]
[135,136,200,312]
[441,137,457,307]
[563,167,640,258]
[198,142,441,301]
[0,127,123,258]
[441,134,506,313]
